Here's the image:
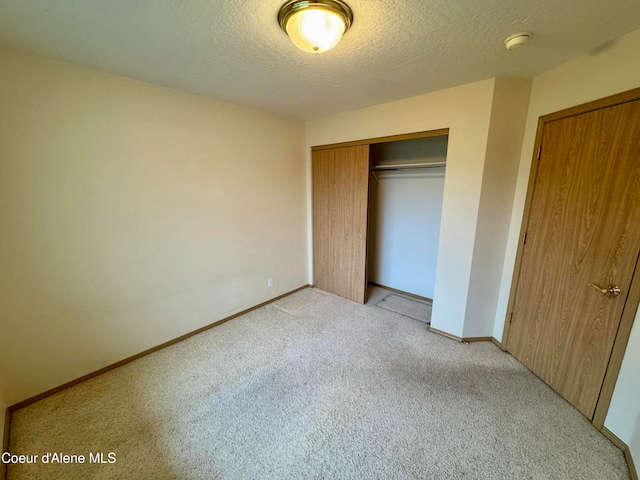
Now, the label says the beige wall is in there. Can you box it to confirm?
[492,28,640,457]
[608,316,640,462]
[463,78,531,337]
[633,417,640,473]
[306,79,496,337]
[0,46,308,406]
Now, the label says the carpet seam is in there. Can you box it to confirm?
[373,303,431,325]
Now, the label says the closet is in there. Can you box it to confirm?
[312,129,448,304]
[369,136,447,300]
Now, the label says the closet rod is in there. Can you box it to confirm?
[371,162,446,171]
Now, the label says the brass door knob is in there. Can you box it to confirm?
[588,283,621,296]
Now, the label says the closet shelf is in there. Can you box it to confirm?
[372,162,446,171]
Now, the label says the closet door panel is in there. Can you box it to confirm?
[312,145,370,303]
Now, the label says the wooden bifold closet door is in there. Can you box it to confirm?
[312,145,370,304]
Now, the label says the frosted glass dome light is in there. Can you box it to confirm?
[278,0,353,54]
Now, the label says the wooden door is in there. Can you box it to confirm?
[312,145,370,303]
[507,99,640,419]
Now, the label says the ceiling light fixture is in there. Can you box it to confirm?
[278,0,353,53]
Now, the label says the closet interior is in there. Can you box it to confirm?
[368,135,448,301]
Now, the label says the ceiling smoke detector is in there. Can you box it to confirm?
[504,32,531,50]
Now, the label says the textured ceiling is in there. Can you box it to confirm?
[1,0,640,119]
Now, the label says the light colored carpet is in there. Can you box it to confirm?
[7,287,629,479]
[373,290,432,324]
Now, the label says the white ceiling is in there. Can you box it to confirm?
[1,0,640,120]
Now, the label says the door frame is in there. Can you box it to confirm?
[310,128,449,152]
[501,86,640,428]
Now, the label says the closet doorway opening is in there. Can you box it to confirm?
[367,135,448,325]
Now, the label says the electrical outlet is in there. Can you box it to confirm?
[267,277,274,288]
